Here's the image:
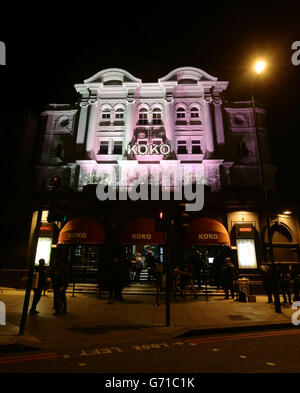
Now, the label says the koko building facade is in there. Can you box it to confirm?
[31,67,300,287]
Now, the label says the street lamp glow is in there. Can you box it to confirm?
[283,211,292,215]
[254,60,266,74]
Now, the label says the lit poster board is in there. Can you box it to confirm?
[35,237,52,266]
[236,238,257,269]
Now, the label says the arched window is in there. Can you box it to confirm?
[152,108,162,125]
[190,106,200,119]
[101,108,111,120]
[115,107,124,120]
[176,107,186,119]
[138,108,148,125]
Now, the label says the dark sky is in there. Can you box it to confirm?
[1,1,299,198]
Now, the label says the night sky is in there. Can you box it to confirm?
[1,1,299,199]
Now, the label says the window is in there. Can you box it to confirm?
[176,107,186,119]
[113,141,123,155]
[102,109,111,120]
[152,108,162,125]
[190,107,200,118]
[115,108,124,119]
[192,140,202,154]
[98,141,109,154]
[152,139,162,146]
[177,140,188,154]
[138,108,148,125]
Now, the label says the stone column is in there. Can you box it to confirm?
[86,99,98,158]
[203,94,215,158]
[213,95,225,157]
[125,101,134,148]
[76,101,89,145]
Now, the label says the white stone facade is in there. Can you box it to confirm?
[37,67,274,192]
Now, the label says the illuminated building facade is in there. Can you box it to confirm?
[29,67,300,289]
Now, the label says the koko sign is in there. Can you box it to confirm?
[67,232,87,239]
[198,233,219,240]
[128,143,171,155]
[131,233,152,240]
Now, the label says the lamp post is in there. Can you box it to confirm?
[251,60,281,313]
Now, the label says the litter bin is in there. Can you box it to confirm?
[238,277,250,302]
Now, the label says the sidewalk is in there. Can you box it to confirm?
[0,288,296,349]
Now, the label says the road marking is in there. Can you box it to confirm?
[266,362,276,366]
[239,355,247,359]
[186,329,300,345]
[0,352,59,365]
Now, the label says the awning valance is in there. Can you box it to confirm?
[58,217,106,244]
[119,217,165,245]
[183,217,230,246]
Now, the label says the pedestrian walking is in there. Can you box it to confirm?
[29,259,47,315]
[181,261,198,299]
[107,256,126,303]
[223,258,237,299]
[52,259,69,315]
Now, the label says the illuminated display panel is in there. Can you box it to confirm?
[35,237,52,266]
[236,238,257,269]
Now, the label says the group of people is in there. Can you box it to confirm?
[29,258,69,316]
[260,263,300,304]
[172,252,237,300]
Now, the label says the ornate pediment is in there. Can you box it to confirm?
[159,66,218,84]
[83,68,142,84]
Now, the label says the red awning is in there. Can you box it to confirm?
[58,217,106,244]
[119,217,165,245]
[183,217,230,246]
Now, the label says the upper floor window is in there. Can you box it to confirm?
[115,108,124,120]
[113,141,123,155]
[191,140,202,154]
[152,108,162,125]
[190,107,200,118]
[177,140,188,154]
[138,108,148,125]
[176,107,186,119]
[101,109,111,120]
[98,141,109,154]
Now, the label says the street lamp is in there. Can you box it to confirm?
[251,60,281,313]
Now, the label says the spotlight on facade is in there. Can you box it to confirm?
[254,60,266,74]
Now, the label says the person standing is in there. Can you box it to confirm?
[145,248,156,283]
[191,250,203,290]
[279,269,292,304]
[52,259,69,315]
[29,259,47,315]
[107,256,126,303]
[260,263,273,303]
[223,258,237,299]
[135,253,143,284]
